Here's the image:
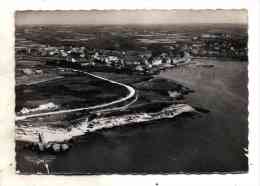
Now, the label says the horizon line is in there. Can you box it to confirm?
[16,22,248,26]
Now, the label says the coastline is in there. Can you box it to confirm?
[15,66,196,151]
[16,103,195,142]
[16,59,248,174]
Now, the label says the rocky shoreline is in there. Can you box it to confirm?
[16,103,196,152]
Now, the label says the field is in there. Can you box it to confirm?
[16,69,128,114]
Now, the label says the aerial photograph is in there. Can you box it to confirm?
[15,10,248,174]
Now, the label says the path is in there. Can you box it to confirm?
[16,68,136,121]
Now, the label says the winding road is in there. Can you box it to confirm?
[16,68,136,121]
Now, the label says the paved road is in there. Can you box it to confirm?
[16,68,136,121]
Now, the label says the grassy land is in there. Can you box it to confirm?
[16,61,128,114]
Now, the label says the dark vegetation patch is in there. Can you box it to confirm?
[134,77,193,94]
[15,75,128,112]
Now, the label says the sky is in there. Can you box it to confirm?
[15,10,247,25]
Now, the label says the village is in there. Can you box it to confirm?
[15,29,247,77]
[16,45,191,75]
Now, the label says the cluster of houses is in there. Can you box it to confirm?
[190,33,247,59]
[16,45,191,75]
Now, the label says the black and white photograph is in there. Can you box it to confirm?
[14,10,248,175]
